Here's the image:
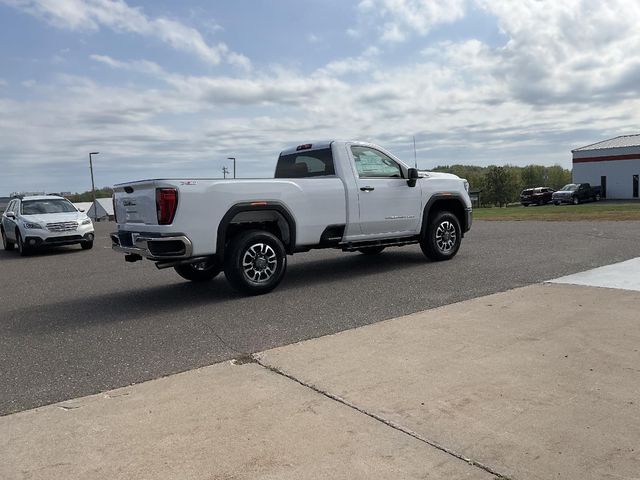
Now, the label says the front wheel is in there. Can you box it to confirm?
[572,196,580,205]
[81,240,94,250]
[16,231,30,256]
[224,230,287,295]
[174,259,221,282]
[554,201,560,205]
[358,246,385,255]
[1,228,14,251]
[420,211,461,261]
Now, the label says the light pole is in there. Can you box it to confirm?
[227,157,236,178]
[89,152,99,219]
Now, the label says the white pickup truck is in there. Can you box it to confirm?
[111,141,472,294]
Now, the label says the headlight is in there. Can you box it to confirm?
[81,218,92,225]
[23,222,42,230]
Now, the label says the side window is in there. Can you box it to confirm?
[351,146,403,178]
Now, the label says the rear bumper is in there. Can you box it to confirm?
[111,231,193,260]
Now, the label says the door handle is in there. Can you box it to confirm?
[360,186,375,192]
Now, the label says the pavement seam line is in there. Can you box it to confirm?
[252,356,512,480]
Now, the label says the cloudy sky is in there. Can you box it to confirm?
[1,0,639,194]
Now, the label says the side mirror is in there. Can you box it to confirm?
[407,168,419,187]
[79,209,85,213]
[5,211,16,219]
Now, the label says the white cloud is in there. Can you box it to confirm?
[2,0,251,69]
[355,0,467,42]
[475,0,640,104]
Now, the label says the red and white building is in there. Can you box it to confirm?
[572,135,640,199]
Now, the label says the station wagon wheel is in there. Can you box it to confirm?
[16,230,30,256]
[572,196,579,205]
[174,259,221,282]
[420,211,461,261]
[1,227,14,251]
[224,230,287,295]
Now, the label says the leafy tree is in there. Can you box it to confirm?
[431,163,572,206]
[485,166,511,207]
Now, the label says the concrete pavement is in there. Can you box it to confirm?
[2,259,639,480]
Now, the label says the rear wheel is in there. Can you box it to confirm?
[174,259,221,282]
[420,211,461,261]
[224,230,287,295]
[1,228,14,251]
[358,246,385,255]
[594,193,601,201]
[554,201,560,205]
[16,230,30,256]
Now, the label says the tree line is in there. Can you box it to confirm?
[66,187,114,203]
[431,164,572,207]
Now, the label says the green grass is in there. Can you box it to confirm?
[473,202,640,221]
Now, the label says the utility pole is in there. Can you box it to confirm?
[222,166,229,179]
[89,152,99,219]
[227,157,236,178]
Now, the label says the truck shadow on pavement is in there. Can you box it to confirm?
[6,250,435,335]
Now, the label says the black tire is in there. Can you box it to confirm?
[81,240,94,250]
[572,196,579,205]
[523,203,529,207]
[357,246,385,255]
[174,259,221,282]
[594,194,601,201]
[1,227,14,251]
[420,211,461,261]
[224,230,287,295]
[554,201,560,206]
[16,230,30,256]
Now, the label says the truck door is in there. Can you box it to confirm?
[350,146,422,236]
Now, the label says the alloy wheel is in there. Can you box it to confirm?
[435,220,457,254]
[242,243,278,283]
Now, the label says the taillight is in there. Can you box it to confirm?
[112,195,118,223]
[156,188,178,225]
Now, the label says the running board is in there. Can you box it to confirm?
[340,235,419,252]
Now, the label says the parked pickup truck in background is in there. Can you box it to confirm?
[111,141,472,295]
[552,183,601,205]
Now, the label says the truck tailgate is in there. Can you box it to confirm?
[113,181,161,226]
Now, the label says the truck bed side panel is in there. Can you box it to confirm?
[114,178,346,256]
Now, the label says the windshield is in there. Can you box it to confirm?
[560,184,577,191]
[21,199,78,215]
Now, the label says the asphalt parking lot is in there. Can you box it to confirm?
[1,220,639,415]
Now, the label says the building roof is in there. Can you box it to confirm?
[573,134,640,152]
[73,202,93,212]
[95,197,114,215]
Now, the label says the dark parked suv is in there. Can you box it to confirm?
[520,187,555,206]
